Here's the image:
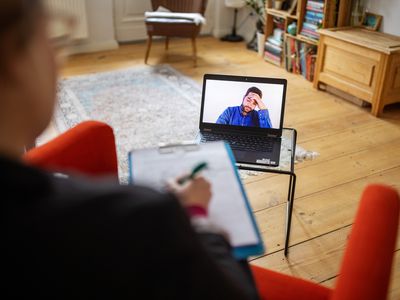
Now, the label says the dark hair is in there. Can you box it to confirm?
[245,87,262,98]
[0,0,43,71]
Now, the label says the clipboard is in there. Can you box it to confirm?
[128,141,265,259]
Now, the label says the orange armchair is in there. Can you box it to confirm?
[251,184,400,300]
[24,122,399,300]
[24,120,118,178]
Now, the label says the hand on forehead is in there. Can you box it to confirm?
[246,92,261,103]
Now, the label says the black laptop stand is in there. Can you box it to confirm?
[236,127,297,257]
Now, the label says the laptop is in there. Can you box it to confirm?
[197,74,287,167]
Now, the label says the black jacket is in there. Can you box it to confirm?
[3,156,259,299]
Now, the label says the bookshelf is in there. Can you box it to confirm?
[263,0,351,82]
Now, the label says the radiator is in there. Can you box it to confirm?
[44,0,89,40]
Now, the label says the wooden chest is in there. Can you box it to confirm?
[313,27,400,116]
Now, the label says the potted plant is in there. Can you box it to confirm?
[245,0,267,54]
[246,0,266,33]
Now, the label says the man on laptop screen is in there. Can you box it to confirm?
[199,74,287,167]
[216,86,272,128]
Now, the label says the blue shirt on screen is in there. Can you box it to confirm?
[216,106,272,128]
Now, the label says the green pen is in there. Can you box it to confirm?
[178,162,208,185]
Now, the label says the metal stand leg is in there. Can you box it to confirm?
[284,173,296,256]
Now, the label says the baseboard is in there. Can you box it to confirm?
[213,27,233,39]
[69,40,119,55]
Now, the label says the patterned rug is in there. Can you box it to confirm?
[55,65,203,183]
[55,65,317,183]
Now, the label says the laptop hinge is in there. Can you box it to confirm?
[203,128,212,132]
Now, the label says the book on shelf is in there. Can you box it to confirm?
[288,38,300,74]
[307,54,317,82]
[265,41,282,52]
[302,22,319,31]
[273,28,284,41]
[301,27,320,40]
[266,36,282,47]
[285,39,291,72]
[266,26,284,49]
[300,43,307,79]
[265,47,282,56]
[305,11,324,23]
[284,38,317,81]
[306,0,325,13]
[264,51,281,66]
[301,0,325,41]
[300,42,317,81]
[265,42,282,57]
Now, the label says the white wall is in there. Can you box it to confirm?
[364,0,400,36]
[211,1,259,42]
[71,0,118,54]
[70,0,261,53]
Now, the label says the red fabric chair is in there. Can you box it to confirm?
[251,184,400,300]
[24,122,400,299]
[24,120,118,178]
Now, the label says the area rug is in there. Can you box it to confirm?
[54,65,317,183]
[55,65,202,182]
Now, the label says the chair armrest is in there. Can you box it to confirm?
[24,121,118,178]
[251,265,332,300]
[331,184,400,300]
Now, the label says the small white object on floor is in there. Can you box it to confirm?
[295,145,319,163]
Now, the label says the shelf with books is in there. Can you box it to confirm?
[294,33,318,46]
[284,35,317,81]
[264,55,282,66]
[264,15,285,66]
[299,0,325,41]
[266,8,298,19]
[264,35,283,66]
[263,0,351,83]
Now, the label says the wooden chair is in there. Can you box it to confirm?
[144,0,208,66]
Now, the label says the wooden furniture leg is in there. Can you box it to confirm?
[165,37,169,50]
[191,37,197,67]
[145,35,152,64]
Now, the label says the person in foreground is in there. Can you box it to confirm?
[2,1,259,299]
[216,87,273,128]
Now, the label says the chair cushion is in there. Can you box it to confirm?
[146,17,195,24]
[144,11,206,25]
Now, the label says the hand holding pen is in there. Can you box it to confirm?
[167,162,211,209]
[177,162,208,185]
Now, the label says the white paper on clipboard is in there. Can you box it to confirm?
[128,141,264,257]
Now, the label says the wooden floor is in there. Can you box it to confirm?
[62,36,400,298]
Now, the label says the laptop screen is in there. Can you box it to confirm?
[200,74,287,135]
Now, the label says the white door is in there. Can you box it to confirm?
[114,0,151,42]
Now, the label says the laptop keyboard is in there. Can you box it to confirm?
[200,132,274,152]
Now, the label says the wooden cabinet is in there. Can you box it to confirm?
[314,27,400,116]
